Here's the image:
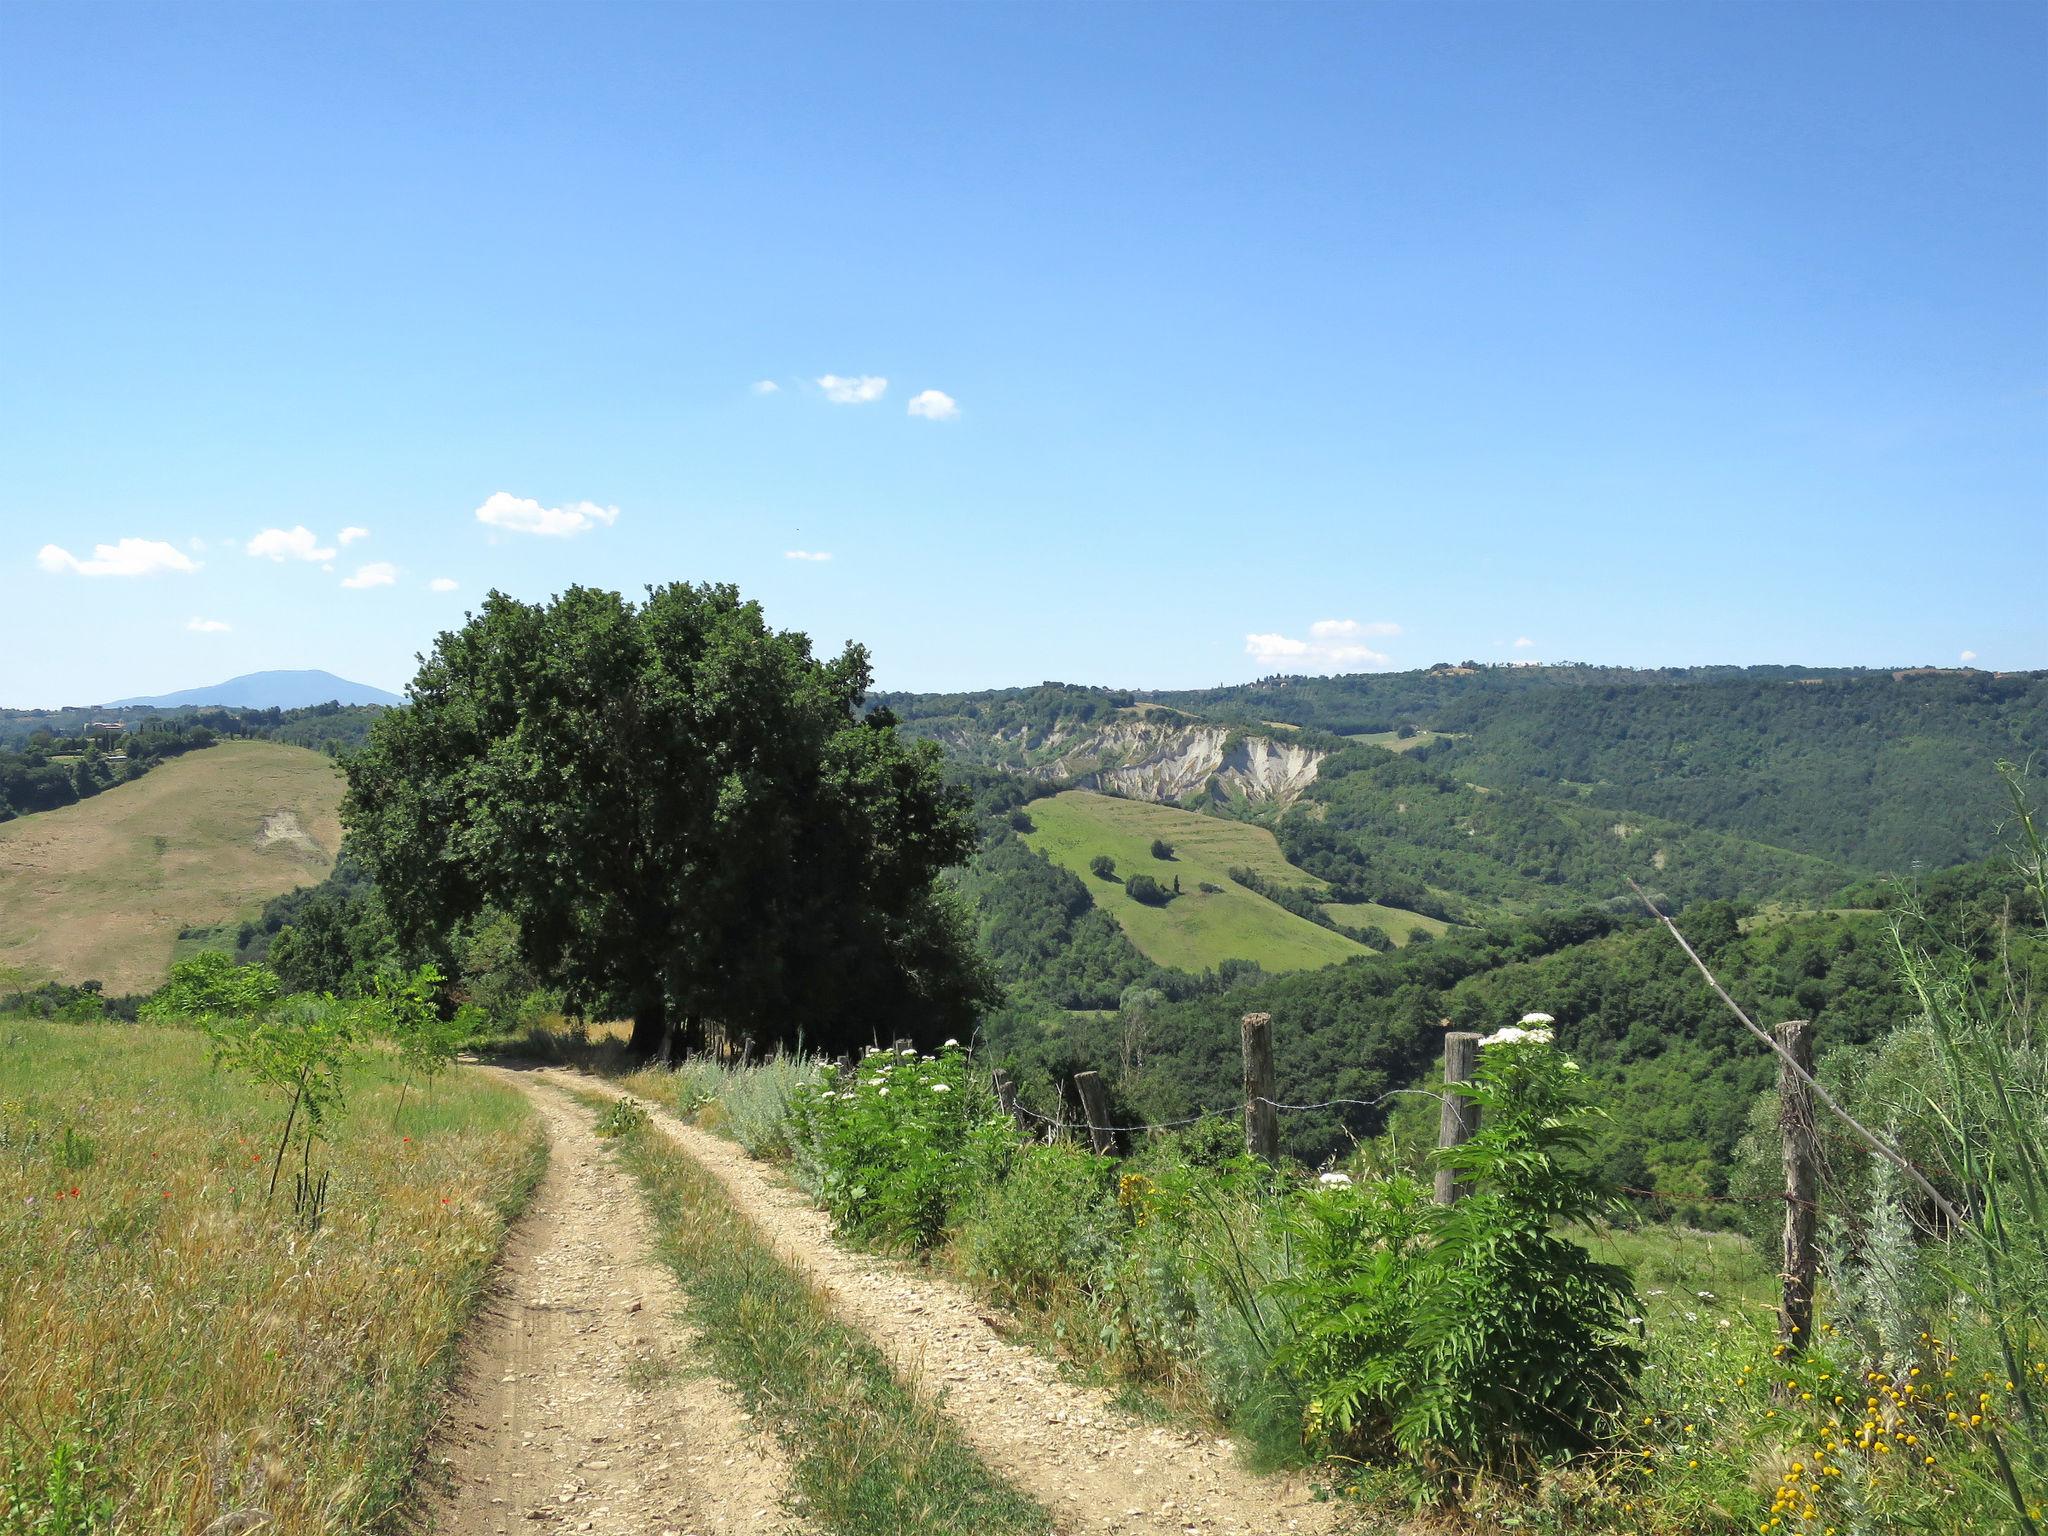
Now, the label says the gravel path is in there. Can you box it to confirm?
[423,1074,807,1536]
[535,1067,1353,1536]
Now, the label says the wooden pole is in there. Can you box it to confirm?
[1434,1031,1482,1205]
[1073,1071,1116,1155]
[992,1068,1030,1134]
[1241,1012,1278,1165]
[1777,1019,1819,1351]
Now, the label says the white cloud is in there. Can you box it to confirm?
[474,491,620,537]
[428,576,458,592]
[1245,633,1311,660]
[751,379,781,395]
[1513,636,1535,649]
[188,536,207,552]
[186,617,231,633]
[37,538,200,578]
[817,374,887,405]
[342,561,399,589]
[1961,649,1978,663]
[246,525,336,563]
[337,526,369,546]
[1245,617,1399,672]
[907,388,959,421]
[784,549,834,562]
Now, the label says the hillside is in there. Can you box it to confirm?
[1018,790,1441,973]
[0,740,343,993]
[108,669,402,709]
[886,669,2048,872]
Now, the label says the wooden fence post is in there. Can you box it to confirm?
[1777,1019,1819,1351]
[1434,1031,1482,1205]
[1241,1012,1279,1165]
[1073,1071,1116,1155]
[992,1068,1030,1134]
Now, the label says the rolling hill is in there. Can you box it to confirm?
[1017,789,1443,974]
[109,669,402,709]
[0,740,344,994]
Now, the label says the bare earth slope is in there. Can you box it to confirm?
[536,1068,1351,1536]
[0,740,343,993]
[427,1074,807,1536]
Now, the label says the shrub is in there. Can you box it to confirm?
[719,1053,826,1158]
[1276,1035,1643,1488]
[955,1142,1121,1309]
[794,1044,1013,1251]
[1150,838,1175,860]
[1089,854,1116,880]
[1124,873,1170,906]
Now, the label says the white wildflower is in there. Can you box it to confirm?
[1519,1011,1555,1025]
[1696,1291,1716,1301]
[931,1083,951,1094]
[1478,1023,1554,1048]
[1317,1171,1353,1188]
[877,1087,889,1096]
[943,1038,959,1048]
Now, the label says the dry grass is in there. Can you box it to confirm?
[0,1018,544,1533]
[0,742,345,994]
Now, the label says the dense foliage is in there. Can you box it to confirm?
[342,583,992,1059]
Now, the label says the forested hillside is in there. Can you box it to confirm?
[889,666,2047,872]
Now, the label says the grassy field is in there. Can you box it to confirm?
[0,741,343,995]
[1018,790,1440,972]
[0,1018,544,1533]
[1343,729,1462,753]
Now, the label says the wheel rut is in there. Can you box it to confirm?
[423,1073,806,1536]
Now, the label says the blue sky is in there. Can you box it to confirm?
[3,1,2042,705]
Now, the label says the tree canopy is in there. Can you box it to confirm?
[342,583,990,1057]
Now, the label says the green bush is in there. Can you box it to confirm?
[955,1143,1121,1308]
[1123,873,1169,906]
[1275,1035,1643,1488]
[795,1044,1014,1250]
[1089,854,1116,880]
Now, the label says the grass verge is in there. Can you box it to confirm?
[0,1018,546,1533]
[584,1091,1049,1536]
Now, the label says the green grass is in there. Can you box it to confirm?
[590,1097,1049,1536]
[1343,729,1462,752]
[0,740,344,994]
[0,1017,545,1534]
[1019,790,1436,971]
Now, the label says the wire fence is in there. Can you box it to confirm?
[1003,1086,1448,1137]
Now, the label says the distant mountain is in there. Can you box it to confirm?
[108,670,403,710]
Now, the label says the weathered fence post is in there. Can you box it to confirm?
[1241,1012,1279,1165]
[1433,1031,1482,1205]
[1777,1019,1819,1351]
[1073,1071,1116,1155]
[991,1068,1030,1134]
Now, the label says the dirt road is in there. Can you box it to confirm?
[423,1077,806,1536]
[530,1067,1348,1536]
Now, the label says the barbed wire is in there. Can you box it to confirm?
[1005,1087,1446,1136]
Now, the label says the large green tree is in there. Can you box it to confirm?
[342,583,991,1058]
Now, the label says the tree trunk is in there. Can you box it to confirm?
[628,994,668,1059]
